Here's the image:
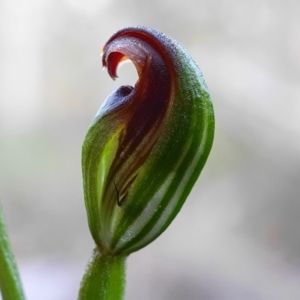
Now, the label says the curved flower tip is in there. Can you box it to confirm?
[82,26,214,256]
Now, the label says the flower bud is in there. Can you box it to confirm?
[82,26,214,256]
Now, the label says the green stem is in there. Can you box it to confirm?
[0,202,25,300]
[78,248,126,300]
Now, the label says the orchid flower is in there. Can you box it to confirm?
[79,26,214,299]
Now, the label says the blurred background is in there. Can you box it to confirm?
[1,0,300,299]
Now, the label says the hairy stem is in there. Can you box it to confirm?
[78,248,126,300]
[0,202,25,300]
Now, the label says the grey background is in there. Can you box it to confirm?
[1,0,300,299]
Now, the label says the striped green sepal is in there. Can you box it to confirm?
[82,26,214,256]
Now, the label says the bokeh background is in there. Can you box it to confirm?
[1,0,300,299]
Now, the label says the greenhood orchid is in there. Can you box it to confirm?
[82,26,214,258]
[0,26,215,300]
